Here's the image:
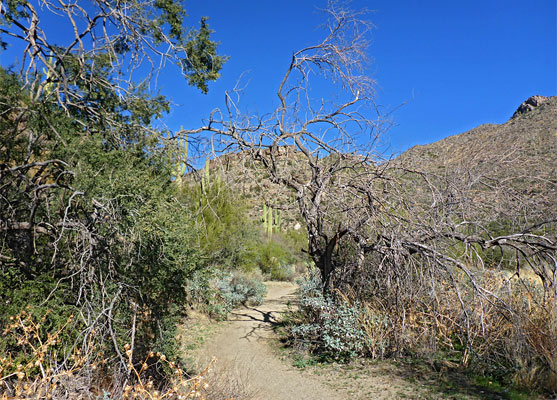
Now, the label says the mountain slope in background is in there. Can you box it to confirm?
[398,95,556,176]
[395,95,557,220]
[191,96,556,228]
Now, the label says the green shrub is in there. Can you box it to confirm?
[0,67,203,381]
[253,239,299,280]
[180,176,264,272]
[220,272,267,307]
[270,264,295,281]
[289,274,369,362]
[256,240,288,273]
[189,271,267,320]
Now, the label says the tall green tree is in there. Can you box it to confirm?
[0,0,227,384]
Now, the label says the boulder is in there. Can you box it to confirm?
[512,95,548,118]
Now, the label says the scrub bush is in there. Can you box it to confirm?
[188,271,267,320]
[289,274,371,362]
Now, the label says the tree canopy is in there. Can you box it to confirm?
[0,0,228,394]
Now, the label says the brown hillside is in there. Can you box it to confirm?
[395,95,557,221]
[398,95,556,179]
[186,96,556,228]
[184,145,307,228]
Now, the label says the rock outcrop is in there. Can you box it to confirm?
[512,95,548,118]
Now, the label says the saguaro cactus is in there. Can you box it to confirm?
[275,210,282,233]
[263,204,268,231]
[267,206,273,238]
[201,157,210,192]
[263,205,282,238]
[171,128,188,183]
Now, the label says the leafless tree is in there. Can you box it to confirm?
[183,2,387,291]
[183,2,556,385]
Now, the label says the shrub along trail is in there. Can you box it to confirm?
[192,282,516,399]
[197,282,343,400]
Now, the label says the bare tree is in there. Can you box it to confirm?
[184,0,556,287]
[183,3,556,386]
[183,2,389,291]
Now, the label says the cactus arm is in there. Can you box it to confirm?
[201,157,210,193]
[171,128,188,183]
[267,206,273,238]
[263,204,267,231]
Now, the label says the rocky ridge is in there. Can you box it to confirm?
[188,96,557,225]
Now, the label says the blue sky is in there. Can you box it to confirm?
[0,1,555,155]
[167,0,556,154]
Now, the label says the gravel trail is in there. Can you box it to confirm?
[200,282,343,400]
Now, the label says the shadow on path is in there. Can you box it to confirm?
[198,282,343,400]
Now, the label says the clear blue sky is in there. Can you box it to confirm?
[165,0,556,154]
[1,1,555,154]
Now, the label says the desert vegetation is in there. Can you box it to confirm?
[1,1,555,399]
[0,1,265,398]
[181,3,556,396]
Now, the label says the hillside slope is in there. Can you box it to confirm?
[399,95,555,174]
[395,95,557,221]
[188,96,556,229]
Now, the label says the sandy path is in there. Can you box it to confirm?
[193,283,502,400]
[200,282,343,400]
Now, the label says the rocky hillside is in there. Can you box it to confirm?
[190,96,556,228]
[398,95,555,175]
[185,146,307,229]
[395,95,557,220]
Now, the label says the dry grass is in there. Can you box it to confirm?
[329,265,557,395]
